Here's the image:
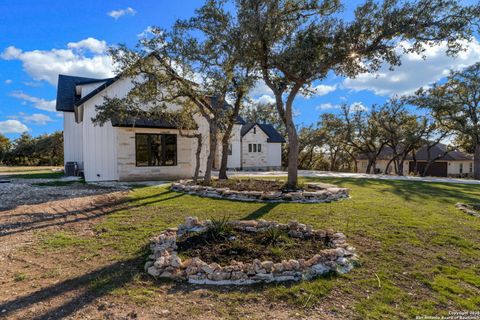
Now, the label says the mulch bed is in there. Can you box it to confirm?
[176,229,329,265]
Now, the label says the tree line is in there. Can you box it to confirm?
[0,131,63,166]
[92,0,479,186]
[296,63,480,179]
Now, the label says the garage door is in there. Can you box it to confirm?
[409,161,448,177]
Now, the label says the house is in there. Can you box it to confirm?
[56,74,285,182]
[355,144,474,177]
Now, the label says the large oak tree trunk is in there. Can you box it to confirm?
[366,160,373,174]
[397,160,404,176]
[204,122,218,183]
[474,143,480,180]
[218,129,232,180]
[286,126,299,189]
[193,134,202,183]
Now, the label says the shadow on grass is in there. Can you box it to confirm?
[0,254,146,320]
[0,191,185,238]
[304,176,480,204]
[242,203,279,220]
[0,250,336,320]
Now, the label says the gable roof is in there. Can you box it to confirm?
[56,75,115,112]
[206,96,246,125]
[356,143,473,161]
[241,123,286,143]
[413,143,473,161]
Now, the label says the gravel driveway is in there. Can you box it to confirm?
[219,170,480,185]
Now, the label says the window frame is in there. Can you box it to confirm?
[135,133,177,167]
[257,144,262,152]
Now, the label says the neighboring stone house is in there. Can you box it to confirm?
[355,144,474,177]
[56,74,284,182]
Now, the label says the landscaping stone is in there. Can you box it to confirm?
[455,203,480,217]
[170,180,349,203]
[145,216,358,285]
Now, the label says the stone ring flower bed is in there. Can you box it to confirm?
[171,180,349,203]
[145,217,358,285]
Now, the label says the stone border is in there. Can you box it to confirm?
[456,203,480,217]
[145,217,358,285]
[171,180,349,203]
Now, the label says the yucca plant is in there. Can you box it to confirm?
[263,227,285,246]
[207,215,232,240]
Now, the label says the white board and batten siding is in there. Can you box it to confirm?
[78,80,134,182]
[63,112,84,168]
[267,142,282,168]
[227,124,242,169]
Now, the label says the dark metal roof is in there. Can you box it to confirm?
[111,117,178,129]
[356,144,473,161]
[207,96,246,125]
[241,122,286,143]
[412,143,473,161]
[74,77,119,107]
[56,75,115,112]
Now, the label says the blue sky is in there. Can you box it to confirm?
[1,0,479,139]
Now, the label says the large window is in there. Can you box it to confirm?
[135,134,177,167]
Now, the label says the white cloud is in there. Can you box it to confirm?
[315,103,341,111]
[1,46,22,59]
[303,84,336,98]
[250,80,274,97]
[350,102,368,112]
[11,91,56,112]
[315,101,368,112]
[67,38,107,54]
[0,120,28,134]
[24,81,42,87]
[22,113,53,125]
[344,39,480,96]
[253,94,276,105]
[1,38,114,86]
[4,79,12,85]
[137,26,155,38]
[107,7,136,19]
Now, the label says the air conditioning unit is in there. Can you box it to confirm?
[65,162,79,176]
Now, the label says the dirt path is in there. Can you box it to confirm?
[0,180,131,320]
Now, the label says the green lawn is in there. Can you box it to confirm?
[0,165,64,179]
[39,177,480,319]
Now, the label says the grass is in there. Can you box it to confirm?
[6,171,65,179]
[34,177,480,319]
[0,165,64,179]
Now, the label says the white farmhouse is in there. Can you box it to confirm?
[56,74,285,182]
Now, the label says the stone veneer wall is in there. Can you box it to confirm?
[171,180,349,203]
[116,128,197,181]
[145,217,358,285]
[241,126,269,168]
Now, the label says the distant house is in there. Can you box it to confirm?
[56,72,284,182]
[356,144,474,177]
